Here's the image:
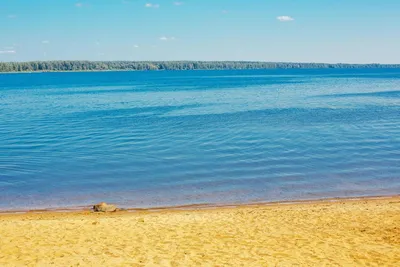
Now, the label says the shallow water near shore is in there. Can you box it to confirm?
[0,69,399,210]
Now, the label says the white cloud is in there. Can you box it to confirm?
[0,50,16,54]
[42,40,50,44]
[277,16,294,22]
[145,3,159,8]
[174,2,183,5]
[160,36,175,41]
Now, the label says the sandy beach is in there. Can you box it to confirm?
[0,196,399,266]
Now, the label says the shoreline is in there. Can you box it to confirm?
[1,64,400,75]
[2,67,400,75]
[1,194,398,215]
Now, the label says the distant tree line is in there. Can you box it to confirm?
[0,61,399,73]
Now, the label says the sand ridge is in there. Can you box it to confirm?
[0,197,399,266]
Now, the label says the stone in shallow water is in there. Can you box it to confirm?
[93,202,118,212]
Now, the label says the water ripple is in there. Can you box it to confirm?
[0,69,399,210]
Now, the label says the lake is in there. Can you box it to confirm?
[0,69,399,210]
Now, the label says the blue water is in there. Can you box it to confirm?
[0,69,399,210]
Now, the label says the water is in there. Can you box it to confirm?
[0,69,399,210]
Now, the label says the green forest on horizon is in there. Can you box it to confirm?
[1,61,400,73]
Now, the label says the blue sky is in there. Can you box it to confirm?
[1,0,400,63]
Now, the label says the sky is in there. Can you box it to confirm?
[1,0,400,63]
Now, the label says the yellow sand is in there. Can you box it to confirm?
[0,197,399,266]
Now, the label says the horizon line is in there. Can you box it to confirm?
[1,60,400,65]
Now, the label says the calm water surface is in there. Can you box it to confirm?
[0,69,399,210]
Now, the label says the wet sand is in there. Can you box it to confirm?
[0,196,399,266]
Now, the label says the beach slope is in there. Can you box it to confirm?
[0,197,399,266]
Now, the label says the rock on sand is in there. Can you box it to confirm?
[93,202,118,212]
